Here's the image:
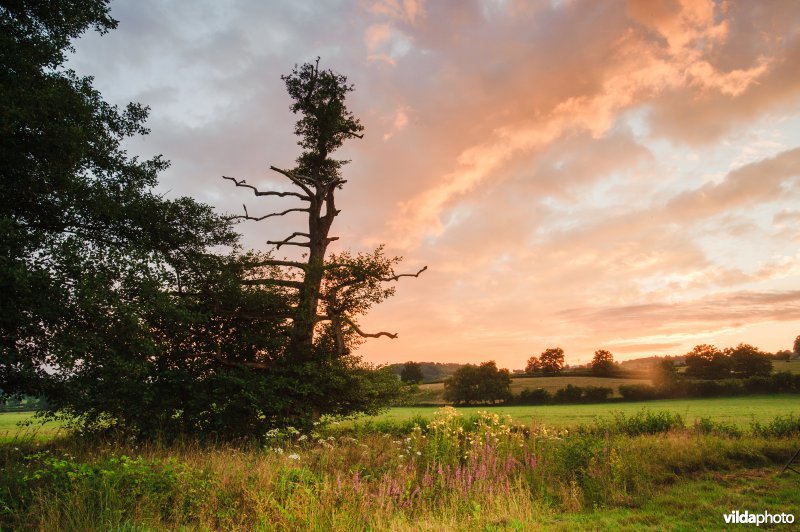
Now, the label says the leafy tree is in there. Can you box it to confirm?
[726,343,772,378]
[1,3,406,438]
[443,361,511,405]
[794,335,800,358]
[684,344,730,380]
[524,355,541,374]
[400,361,423,384]
[538,347,565,376]
[591,349,615,376]
[0,1,237,409]
[221,58,423,424]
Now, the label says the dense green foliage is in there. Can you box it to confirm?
[443,361,511,405]
[684,343,772,379]
[0,1,405,439]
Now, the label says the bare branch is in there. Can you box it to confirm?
[380,265,428,283]
[341,315,398,339]
[241,278,303,288]
[267,232,311,249]
[269,166,315,196]
[222,176,310,201]
[324,265,428,294]
[227,204,310,222]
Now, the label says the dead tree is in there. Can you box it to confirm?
[223,59,425,362]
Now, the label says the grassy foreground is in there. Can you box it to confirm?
[2,407,799,530]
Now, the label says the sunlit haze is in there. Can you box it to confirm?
[70,0,800,368]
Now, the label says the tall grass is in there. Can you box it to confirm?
[1,408,797,530]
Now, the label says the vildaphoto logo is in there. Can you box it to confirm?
[723,510,795,526]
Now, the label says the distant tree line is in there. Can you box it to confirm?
[436,337,800,406]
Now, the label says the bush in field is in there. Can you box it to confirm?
[586,410,684,436]
[767,371,800,392]
[511,387,551,405]
[619,384,661,401]
[693,417,743,438]
[751,414,800,437]
[553,384,584,403]
[581,386,613,402]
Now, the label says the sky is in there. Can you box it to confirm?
[69,0,800,369]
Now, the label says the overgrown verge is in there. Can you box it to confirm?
[1,409,798,530]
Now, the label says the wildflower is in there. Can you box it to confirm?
[416,451,422,456]
[288,453,300,460]
[298,434,308,441]
[272,447,284,454]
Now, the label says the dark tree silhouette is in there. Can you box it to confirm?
[684,344,730,380]
[525,355,541,374]
[591,349,615,376]
[223,59,425,364]
[726,343,772,378]
[539,347,565,375]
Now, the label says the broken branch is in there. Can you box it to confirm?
[222,176,310,201]
[227,204,310,222]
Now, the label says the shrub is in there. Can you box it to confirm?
[599,411,684,436]
[769,371,800,393]
[581,386,612,403]
[553,385,584,403]
[751,414,800,438]
[512,388,551,405]
[693,417,742,438]
[618,384,660,401]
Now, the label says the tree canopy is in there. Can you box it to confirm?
[590,349,615,377]
[1,2,412,438]
[538,348,565,376]
[443,361,511,405]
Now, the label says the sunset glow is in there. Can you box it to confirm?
[71,0,800,368]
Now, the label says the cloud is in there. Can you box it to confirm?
[66,0,800,367]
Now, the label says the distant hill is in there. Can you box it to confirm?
[387,362,466,383]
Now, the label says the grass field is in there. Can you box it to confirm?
[358,394,800,429]
[2,406,798,530]
[774,358,800,374]
[413,375,651,404]
[0,411,65,442]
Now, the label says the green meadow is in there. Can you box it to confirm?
[357,394,800,429]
